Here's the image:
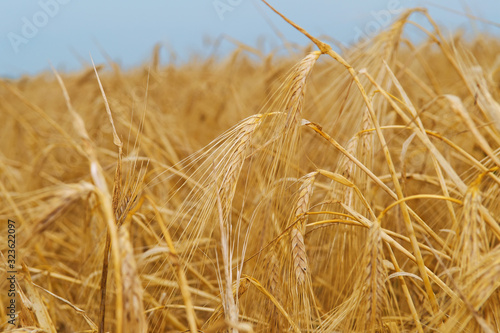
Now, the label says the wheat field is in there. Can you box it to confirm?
[1,6,500,333]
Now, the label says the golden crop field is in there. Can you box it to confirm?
[1,6,500,333]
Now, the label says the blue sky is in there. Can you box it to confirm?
[1,0,499,78]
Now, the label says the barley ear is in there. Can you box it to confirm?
[365,222,388,331]
[285,52,321,126]
[119,223,147,333]
[291,172,317,285]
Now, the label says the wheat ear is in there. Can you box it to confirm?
[219,115,262,210]
[339,136,359,207]
[119,224,147,333]
[285,51,321,126]
[364,222,388,330]
[291,171,317,284]
[455,172,489,268]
